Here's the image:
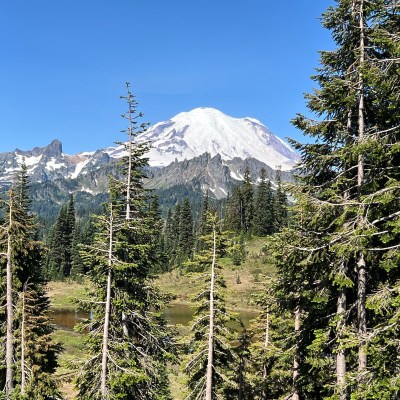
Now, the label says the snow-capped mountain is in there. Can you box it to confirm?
[117,107,299,170]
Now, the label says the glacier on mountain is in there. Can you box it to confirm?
[134,107,299,170]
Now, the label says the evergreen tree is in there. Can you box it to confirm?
[182,212,238,399]
[241,165,254,234]
[16,282,62,399]
[163,208,175,270]
[148,196,168,273]
[229,232,246,266]
[47,195,76,278]
[234,328,252,400]
[272,167,288,232]
[177,198,195,262]
[170,203,182,266]
[196,192,212,253]
[246,278,294,400]
[224,186,243,233]
[199,192,210,237]
[253,168,274,236]
[75,84,176,399]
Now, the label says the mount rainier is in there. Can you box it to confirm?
[112,107,299,170]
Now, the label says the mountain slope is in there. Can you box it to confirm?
[134,107,299,170]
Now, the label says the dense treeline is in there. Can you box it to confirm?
[44,164,288,279]
[225,166,288,235]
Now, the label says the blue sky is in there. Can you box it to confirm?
[1,1,334,154]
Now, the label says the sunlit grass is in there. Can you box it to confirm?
[47,280,87,309]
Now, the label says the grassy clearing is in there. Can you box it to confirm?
[47,280,87,309]
[53,329,87,400]
[157,235,274,311]
[48,282,87,399]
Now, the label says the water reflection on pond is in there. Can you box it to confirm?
[50,309,89,330]
[50,304,259,331]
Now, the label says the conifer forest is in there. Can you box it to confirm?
[1,1,400,399]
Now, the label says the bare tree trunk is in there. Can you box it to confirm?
[335,105,353,399]
[357,254,367,372]
[292,305,301,400]
[261,305,270,400]
[356,0,367,378]
[100,205,114,398]
[357,0,365,201]
[205,227,217,400]
[124,82,134,222]
[20,283,27,395]
[6,194,14,393]
[336,287,347,400]
[265,305,270,348]
[121,82,135,337]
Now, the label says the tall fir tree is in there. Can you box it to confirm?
[199,192,210,237]
[148,196,168,273]
[47,195,76,279]
[272,167,288,233]
[170,203,182,266]
[182,212,238,399]
[253,168,274,236]
[241,165,254,234]
[163,208,175,270]
[224,186,243,233]
[177,197,195,263]
[75,84,176,399]
[246,278,294,400]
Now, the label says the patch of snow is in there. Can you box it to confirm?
[220,187,227,196]
[276,135,297,153]
[230,170,243,181]
[16,154,42,167]
[105,145,126,159]
[70,158,91,179]
[245,117,264,125]
[80,187,95,195]
[46,158,66,171]
[5,167,19,174]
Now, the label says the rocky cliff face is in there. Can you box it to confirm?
[146,152,295,200]
[0,139,115,193]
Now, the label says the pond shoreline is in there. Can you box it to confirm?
[49,302,260,331]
